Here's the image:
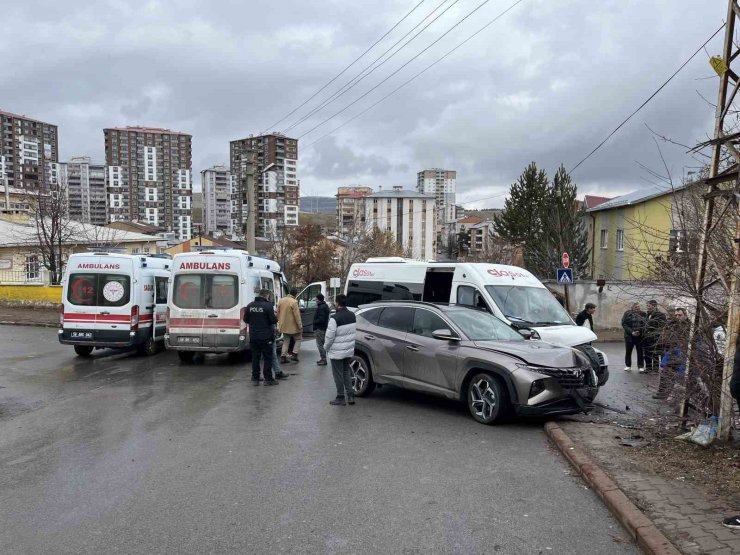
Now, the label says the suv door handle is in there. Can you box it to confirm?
[405,345,420,352]
[208,314,218,318]
[364,334,376,341]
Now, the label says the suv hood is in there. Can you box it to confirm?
[473,340,578,367]
[530,324,596,347]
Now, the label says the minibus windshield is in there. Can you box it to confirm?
[485,285,572,326]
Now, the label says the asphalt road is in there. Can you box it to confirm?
[0,325,637,554]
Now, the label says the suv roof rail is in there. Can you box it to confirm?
[358,300,450,309]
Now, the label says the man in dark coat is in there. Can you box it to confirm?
[643,300,668,372]
[244,289,279,386]
[575,303,596,331]
[621,302,646,372]
[313,293,331,366]
[721,332,740,530]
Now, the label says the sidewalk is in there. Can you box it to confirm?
[554,353,740,554]
[0,305,59,327]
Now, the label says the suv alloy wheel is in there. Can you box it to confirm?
[350,355,375,396]
[467,373,509,424]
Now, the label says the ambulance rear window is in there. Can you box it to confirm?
[173,274,238,310]
[67,274,131,307]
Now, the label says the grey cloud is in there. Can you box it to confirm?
[0,0,724,206]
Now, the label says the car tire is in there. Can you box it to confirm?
[138,336,157,357]
[74,345,93,357]
[177,351,195,363]
[350,355,375,397]
[466,372,510,425]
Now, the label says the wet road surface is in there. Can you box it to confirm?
[0,326,636,554]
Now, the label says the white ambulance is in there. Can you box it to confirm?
[59,251,172,357]
[345,258,609,385]
[165,248,289,362]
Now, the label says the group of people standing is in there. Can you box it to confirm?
[243,289,358,405]
[575,300,692,400]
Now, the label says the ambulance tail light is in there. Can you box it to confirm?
[131,305,139,331]
[240,307,246,332]
[59,305,64,327]
[166,307,170,330]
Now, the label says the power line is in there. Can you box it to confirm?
[568,22,726,175]
[304,0,527,149]
[260,0,428,134]
[281,0,458,135]
[298,0,496,140]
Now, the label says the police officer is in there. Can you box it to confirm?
[245,289,279,386]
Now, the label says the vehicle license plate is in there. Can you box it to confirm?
[71,331,93,339]
[178,336,201,344]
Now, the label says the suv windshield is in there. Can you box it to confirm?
[485,285,572,326]
[446,309,524,341]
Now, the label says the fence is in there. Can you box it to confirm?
[0,268,53,285]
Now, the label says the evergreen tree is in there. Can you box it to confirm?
[528,165,591,279]
[492,162,549,269]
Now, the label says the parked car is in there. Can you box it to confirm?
[350,301,600,424]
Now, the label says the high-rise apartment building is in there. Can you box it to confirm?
[365,186,436,260]
[230,133,299,238]
[201,165,233,235]
[58,157,107,225]
[104,126,193,240]
[336,186,373,237]
[417,168,456,241]
[0,110,59,197]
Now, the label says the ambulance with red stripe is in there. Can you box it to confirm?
[59,251,172,357]
[165,249,287,362]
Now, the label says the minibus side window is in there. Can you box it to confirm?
[155,277,168,304]
[457,285,491,313]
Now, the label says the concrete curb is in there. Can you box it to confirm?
[0,321,58,328]
[544,422,680,555]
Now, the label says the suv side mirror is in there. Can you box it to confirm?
[518,329,534,339]
[432,329,460,341]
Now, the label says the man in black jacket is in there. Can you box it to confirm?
[244,289,279,386]
[643,300,667,372]
[622,302,646,372]
[313,293,330,366]
[575,303,596,331]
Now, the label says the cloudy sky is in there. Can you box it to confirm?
[1,0,726,207]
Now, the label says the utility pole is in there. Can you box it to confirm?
[681,0,740,440]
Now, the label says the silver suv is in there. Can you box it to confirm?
[349,302,599,424]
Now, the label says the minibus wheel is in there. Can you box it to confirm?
[74,345,93,357]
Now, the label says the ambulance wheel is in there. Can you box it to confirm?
[138,336,157,356]
[74,345,93,357]
[178,351,195,363]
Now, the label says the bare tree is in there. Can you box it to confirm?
[24,183,74,285]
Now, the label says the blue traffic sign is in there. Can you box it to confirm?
[557,268,573,284]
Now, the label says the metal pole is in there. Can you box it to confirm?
[680,0,735,420]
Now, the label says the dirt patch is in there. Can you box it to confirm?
[633,433,740,501]
[0,306,59,326]
[561,421,740,504]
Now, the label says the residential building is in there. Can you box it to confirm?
[103,126,193,240]
[417,168,456,241]
[165,233,245,257]
[0,110,59,195]
[0,218,162,285]
[201,165,233,235]
[105,220,179,251]
[58,157,107,225]
[336,186,373,237]
[587,183,692,280]
[230,133,299,238]
[467,220,495,255]
[365,186,436,260]
[455,215,483,234]
[582,194,613,211]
